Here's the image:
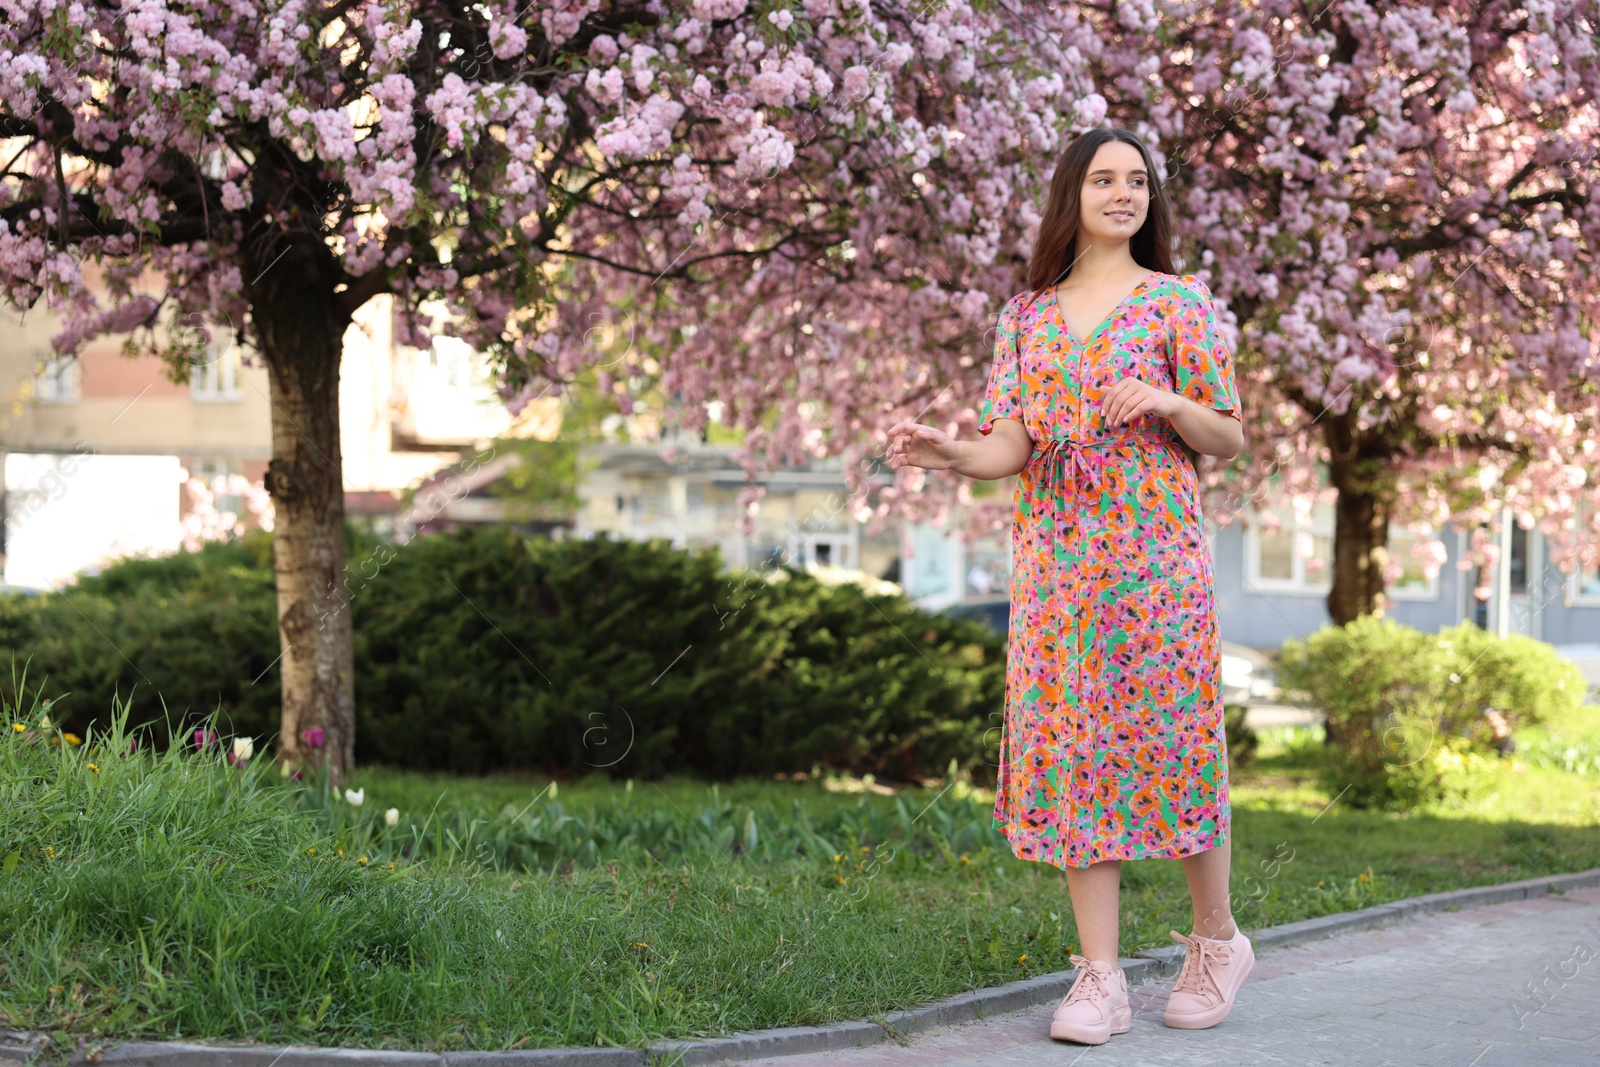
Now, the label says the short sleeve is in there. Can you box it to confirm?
[1167,276,1242,423]
[977,296,1024,435]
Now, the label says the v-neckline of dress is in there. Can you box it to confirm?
[1048,271,1163,348]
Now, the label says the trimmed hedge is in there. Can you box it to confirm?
[0,527,1005,784]
[1276,616,1587,809]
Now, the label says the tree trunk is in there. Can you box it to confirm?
[1324,445,1392,627]
[253,245,356,787]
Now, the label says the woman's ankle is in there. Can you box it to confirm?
[1190,916,1238,941]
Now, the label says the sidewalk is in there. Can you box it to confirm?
[737,886,1600,1067]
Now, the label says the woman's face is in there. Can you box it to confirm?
[1079,141,1150,245]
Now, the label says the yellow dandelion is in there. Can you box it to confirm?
[43,846,55,860]
[633,942,649,949]
[11,723,24,732]
[1018,954,1027,964]
[1359,873,1370,882]
[357,856,369,866]
[87,763,100,773]
[832,853,842,863]
[860,845,870,852]
[63,733,82,746]
[959,853,971,864]
[336,849,344,857]
[48,985,63,995]
[1317,881,1325,887]
[308,848,317,855]
[385,862,395,871]
[836,875,845,884]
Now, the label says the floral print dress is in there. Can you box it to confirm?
[977,271,1242,870]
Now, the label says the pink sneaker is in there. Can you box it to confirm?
[1163,927,1254,1029]
[1050,955,1132,1045]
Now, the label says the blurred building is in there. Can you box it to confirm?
[571,426,903,581]
[6,278,1594,665]
[0,282,531,588]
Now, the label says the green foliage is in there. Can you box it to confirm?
[353,527,1003,781]
[0,527,1004,784]
[0,535,283,748]
[1223,703,1258,767]
[1276,616,1586,809]
[484,436,580,516]
[4,684,1600,1051]
[1511,696,1600,776]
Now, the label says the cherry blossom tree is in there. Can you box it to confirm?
[0,0,1104,781]
[611,0,1600,631]
[1100,0,1600,624]
[6,0,1592,790]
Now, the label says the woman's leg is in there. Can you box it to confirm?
[1063,859,1123,964]
[1179,839,1237,940]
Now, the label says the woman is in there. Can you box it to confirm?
[886,127,1250,1046]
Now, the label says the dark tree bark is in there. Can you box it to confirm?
[1322,411,1394,628]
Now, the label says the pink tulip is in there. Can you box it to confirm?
[301,727,326,750]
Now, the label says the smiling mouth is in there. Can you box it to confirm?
[1107,211,1134,219]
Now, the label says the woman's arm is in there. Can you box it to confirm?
[885,417,1034,480]
[1162,395,1243,459]
[1101,379,1243,459]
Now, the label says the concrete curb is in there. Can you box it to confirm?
[1131,864,1600,977]
[7,865,1597,1067]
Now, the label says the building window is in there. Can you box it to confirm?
[800,532,854,569]
[34,356,80,403]
[191,341,240,401]
[1244,502,1438,600]
[1245,502,1333,595]
[1573,560,1600,605]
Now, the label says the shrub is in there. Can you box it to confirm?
[0,533,284,747]
[0,527,1005,785]
[1276,616,1585,809]
[1223,703,1258,767]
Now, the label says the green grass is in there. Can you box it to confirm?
[3,693,1597,1056]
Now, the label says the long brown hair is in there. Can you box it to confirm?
[1026,127,1179,296]
[1026,128,1202,471]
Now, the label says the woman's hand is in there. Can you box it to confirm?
[1100,376,1181,426]
[885,421,963,471]
[1103,376,1243,459]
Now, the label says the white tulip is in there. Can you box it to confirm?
[384,807,400,827]
[344,787,365,807]
[232,737,254,763]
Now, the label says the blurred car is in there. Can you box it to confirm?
[940,594,1011,639]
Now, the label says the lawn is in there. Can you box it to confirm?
[3,700,1597,1056]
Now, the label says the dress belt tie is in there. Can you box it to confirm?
[1028,434,1162,810]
